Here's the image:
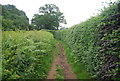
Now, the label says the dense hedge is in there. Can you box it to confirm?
[2,31,55,79]
[54,2,120,80]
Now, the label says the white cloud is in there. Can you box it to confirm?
[1,0,117,27]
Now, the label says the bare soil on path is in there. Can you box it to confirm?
[47,43,77,79]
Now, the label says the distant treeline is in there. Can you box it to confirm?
[54,1,120,81]
[1,4,66,31]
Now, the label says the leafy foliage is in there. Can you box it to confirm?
[1,4,29,31]
[54,1,120,80]
[31,4,66,30]
[2,30,55,79]
[97,4,120,80]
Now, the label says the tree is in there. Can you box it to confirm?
[32,4,66,30]
[2,4,29,31]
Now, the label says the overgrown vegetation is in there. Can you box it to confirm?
[54,1,120,80]
[2,30,55,79]
[1,0,120,80]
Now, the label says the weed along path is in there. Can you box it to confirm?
[47,43,77,79]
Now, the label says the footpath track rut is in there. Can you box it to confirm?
[47,43,77,79]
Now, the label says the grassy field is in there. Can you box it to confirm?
[2,30,56,79]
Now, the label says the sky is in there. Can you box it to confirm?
[0,0,117,28]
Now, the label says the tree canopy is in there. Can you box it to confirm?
[1,4,29,31]
[31,4,66,30]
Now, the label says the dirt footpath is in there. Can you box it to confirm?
[47,43,77,79]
